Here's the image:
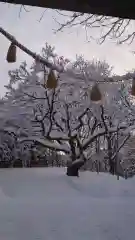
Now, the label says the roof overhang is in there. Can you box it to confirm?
[2,0,135,20]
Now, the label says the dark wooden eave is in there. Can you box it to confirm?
[1,0,135,20]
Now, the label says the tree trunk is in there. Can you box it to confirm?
[66,160,85,177]
[109,160,115,175]
[107,136,116,175]
[66,165,79,177]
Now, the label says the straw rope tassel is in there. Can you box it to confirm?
[90,83,102,102]
[46,70,57,89]
[6,42,17,63]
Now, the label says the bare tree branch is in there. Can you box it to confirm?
[38,8,48,22]
[54,11,134,45]
[112,134,130,161]
[81,125,127,154]
[19,5,30,18]
[53,12,84,33]
[100,105,108,133]
[23,92,47,100]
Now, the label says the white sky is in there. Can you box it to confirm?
[0,3,135,96]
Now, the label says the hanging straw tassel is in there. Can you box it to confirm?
[131,78,135,96]
[6,42,17,63]
[90,83,102,102]
[46,70,57,89]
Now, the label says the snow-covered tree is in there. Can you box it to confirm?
[2,43,134,176]
[0,32,134,177]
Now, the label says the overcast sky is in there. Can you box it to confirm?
[0,3,135,96]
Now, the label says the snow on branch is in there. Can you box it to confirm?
[20,124,130,161]
[70,125,130,168]
[81,125,128,154]
[19,137,70,154]
[0,27,63,72]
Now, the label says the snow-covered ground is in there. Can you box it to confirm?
[0,167,134,240]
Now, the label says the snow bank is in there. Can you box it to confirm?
[0,167,134,240]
